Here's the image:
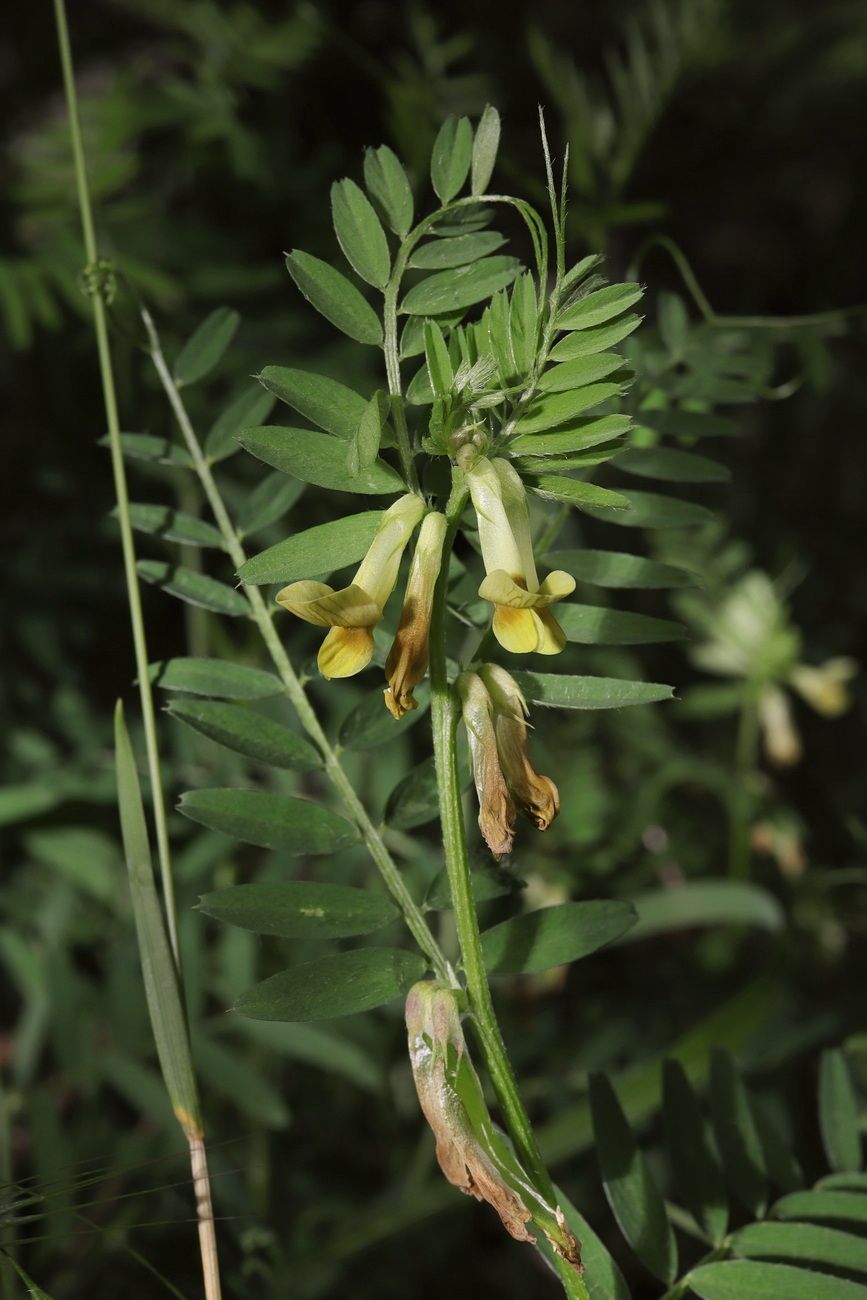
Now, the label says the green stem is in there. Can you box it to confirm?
[53,0,179,967]
[142,315,450,980]
[428,478,573,1240]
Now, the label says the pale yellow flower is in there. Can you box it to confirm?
[276,494,425,679]
[466,457,575,655]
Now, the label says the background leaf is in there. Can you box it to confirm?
[177,789,358,854]
[511,672,674,710]
[234,948,427,1021]
[148,658,283,699]
[173,306,240,387]
[663,1058,729,1243]
[819,1048,863,1173]
[197,882,399,939]
[620,881,785,942]
[710,1046,768,1215]
[137,560,249,616]
[481,901,637,974]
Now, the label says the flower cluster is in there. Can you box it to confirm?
[457,665,560,858]
[274,455,576,716]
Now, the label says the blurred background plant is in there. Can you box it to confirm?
[1,1,865,1297]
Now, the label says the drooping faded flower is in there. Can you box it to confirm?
[479,663,560,831]
[384,511,447,719]
[456,670,516,859]
[276,494,425,679]
[465,457,575,654]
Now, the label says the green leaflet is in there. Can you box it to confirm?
[126,503,223,548]
[557,283,643,330]
[401,257,521,315]
[257,365,368,440]
[177,788,358,855]
[526,476,631,511]
[174,306,239,387]
[237,510,383,585]
[537,352,626,393]
[431,114,473,202]
[363,145,414,238]
[589,1072,678,1283]
[384,757,441,830]
[481,901,637,974]
[580,488,716,527]
[510,672,674,710]
[167,699,320,771]
[471,105,501,195]
[136,560,249,617]
[549,314,642,361]
[557,603,687,644]
[514,383,624,433]
[237,472,305,536]
[544,549,697,589]
[106,432,191,466]
[509,413,633,456]
[616,446,730,483]
[688,1260,867,1300]
[710,1047,768,1216]
[235,948,427,1021]
[348,390,389,476]
[238,426,404,495]
[205,383,277,463]
[148,657,283,699]
[409,231,506,269]
[819,1048,863,1173]
[663,1059,729,1244]
[285,250,383,346]
[197,881,398,939]
[622,881,785,941]
[773,1190,867,1226]
[331,178,391,289]
[730,1220,867,1274]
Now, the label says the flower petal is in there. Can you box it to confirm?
[317,625,376,679]
[278,581,383,629]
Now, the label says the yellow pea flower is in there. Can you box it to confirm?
[466,457,575,654]
[275,494,425,679]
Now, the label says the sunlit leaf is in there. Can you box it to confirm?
[511,672,674,710]
[239,426,403,494]
[238,511,383,585]
[557,284,643,330]
[363,145,414,238]
[471,105,501,195]
[401,257,521,315]
[537,352,626,393]
[331,178,391,288]
[549,314,642,361]
[285,249,383,345]
[526,476,631,511]
[257,365,368,440]
[515,383,624,433]
[431,115,473,202]
[409,231,506,269]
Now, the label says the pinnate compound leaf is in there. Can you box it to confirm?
[710,1046,767,1215]
[511,672,674,710]
[730,1220,867,1274]
[471,105,501,195]
[526,477,631,511]
[581,489,716,528]
[197,882,398,939]
[237,472,305,536]
[234,948,427,1021]
[257,366,367,441]
[126,503,223,548]
[363,145,414,238]
[544,549,697,589]
[174,306,239,386]
[616,446,730,483]
[557,284,643,330]
[178,789,358,854]
[339,683,430,750]
[401,257,521,315]
[149,657,283,699]
[688,1260,867,1300]
[622,881,785,942]
[137,560,249,617]
[331,178,391,289]
[481,901,637,975]
[589,1072,677,1283]
[819,1048,863,1173]
[285,250,383,345]
[409,231,506,269]
[550,314,642,361]
[557,604,686,645]
[239,426,403,495]
[431,114,473,201]
[205,384,277,463]
[663,1059,729,1243]
[167,700,320,771]
[773,1190,867,1226]
[238,511,382,585]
